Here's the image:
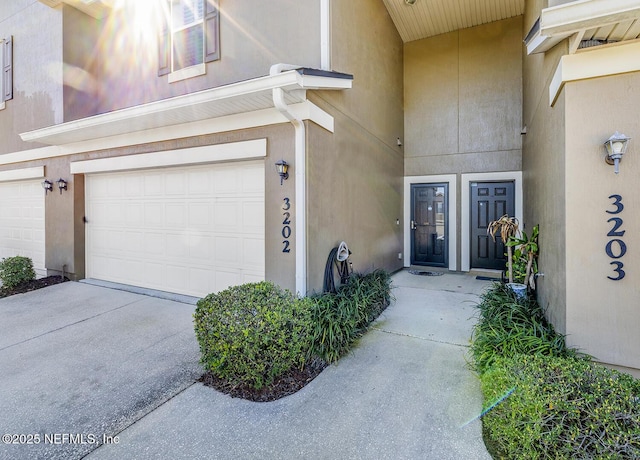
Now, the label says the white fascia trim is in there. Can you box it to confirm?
[542,0,640,36]
[549,40,640,106]
[403,175,457,271]
[70,139,266,174]
[2,101,334,166]
[461,171,523,272]
[20,70,349,145]
[0,166,45,182]
[528,0,640,54]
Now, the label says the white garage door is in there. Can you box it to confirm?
[0,180,46,273]
[85,161,265,298]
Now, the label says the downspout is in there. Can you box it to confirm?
[270,64,307,295]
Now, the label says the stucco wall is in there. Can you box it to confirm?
[522,0,568,333]
[564,71,640,369]
[304,0,404,292]
[0,1,63,155]
[404,17,523,177]
[62,1,322,118]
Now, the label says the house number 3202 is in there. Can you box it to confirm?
[282,197,291,253]
[605,194,626,281]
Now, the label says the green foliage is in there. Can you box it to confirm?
[481,354,640,459]
[470,282,573,373]
[309,269,393,363]
[193,281,313,389]
[506,224,539,289]
[0,256,36,290]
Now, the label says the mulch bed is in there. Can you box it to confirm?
[0,276,69,298]
[199,357,329,402]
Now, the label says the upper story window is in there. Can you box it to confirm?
[0,36,13,110]
[159,0,220,82]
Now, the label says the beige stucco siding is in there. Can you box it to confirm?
[404,17,523,177]
[564,72,640,370]
[522,29,568,332]
[0,2,63,155]
[303,0,404,292]
[62,2,322,118]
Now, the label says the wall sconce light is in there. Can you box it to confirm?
[405,0,417,4]
[56,178,68,194]
[42,179,53,195]
[275,160,289,185]
[604,131,630,174]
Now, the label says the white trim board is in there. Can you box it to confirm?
[461,171,523,272]
[1,102,333,167]
[403,175,457,271]
[0,166,45,182]
[71,139,266,174]
[550,40,640,106]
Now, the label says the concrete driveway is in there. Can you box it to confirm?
[0,272,492,460]
[0,282,200,460]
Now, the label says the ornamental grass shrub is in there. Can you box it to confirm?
[194,281,314,389]
[309,269,393,363]
[0,256,36,290]
[470,283,574,373]
[481,354,640,459]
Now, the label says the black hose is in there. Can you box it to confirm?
[323,246,352,293]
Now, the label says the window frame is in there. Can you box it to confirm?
[158,0,219,82]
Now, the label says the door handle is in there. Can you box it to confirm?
[411,220,416,230]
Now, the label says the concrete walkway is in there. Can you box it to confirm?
[88,270,493,460]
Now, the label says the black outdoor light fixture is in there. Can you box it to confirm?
[42,179,53,195]
[275,160,289,185]
[56,178,68,194]
[604,131,631,174]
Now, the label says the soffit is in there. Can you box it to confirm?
[526,0,640,54]
[37,0,111,19]
[20,69,352,146]
[382,0,525,43]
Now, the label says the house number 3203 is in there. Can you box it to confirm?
[605,194,626,281]
[282,197,291,253]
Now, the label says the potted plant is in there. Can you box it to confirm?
[506,224,539,291]
[487,215,526,298]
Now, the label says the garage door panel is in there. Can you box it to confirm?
[0,180,45,272]
[86,161,265,297]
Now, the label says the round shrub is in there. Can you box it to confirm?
[0,256,36,290]
[194,281,314,389]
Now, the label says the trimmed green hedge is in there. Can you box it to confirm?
[482,354,640,459]
[0,256,36,290]
[194,270,393,390]
[194,281,314,389]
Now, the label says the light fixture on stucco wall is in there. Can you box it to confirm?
[56,178,68,194]
[41,179,53,195]
[275,160,289,185]
[604,131,631,174]
[405,0,417,5]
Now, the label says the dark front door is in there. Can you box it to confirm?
[411,183,447,267]
[470,181,515,270]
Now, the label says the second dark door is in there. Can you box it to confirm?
[470,181,515,270]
